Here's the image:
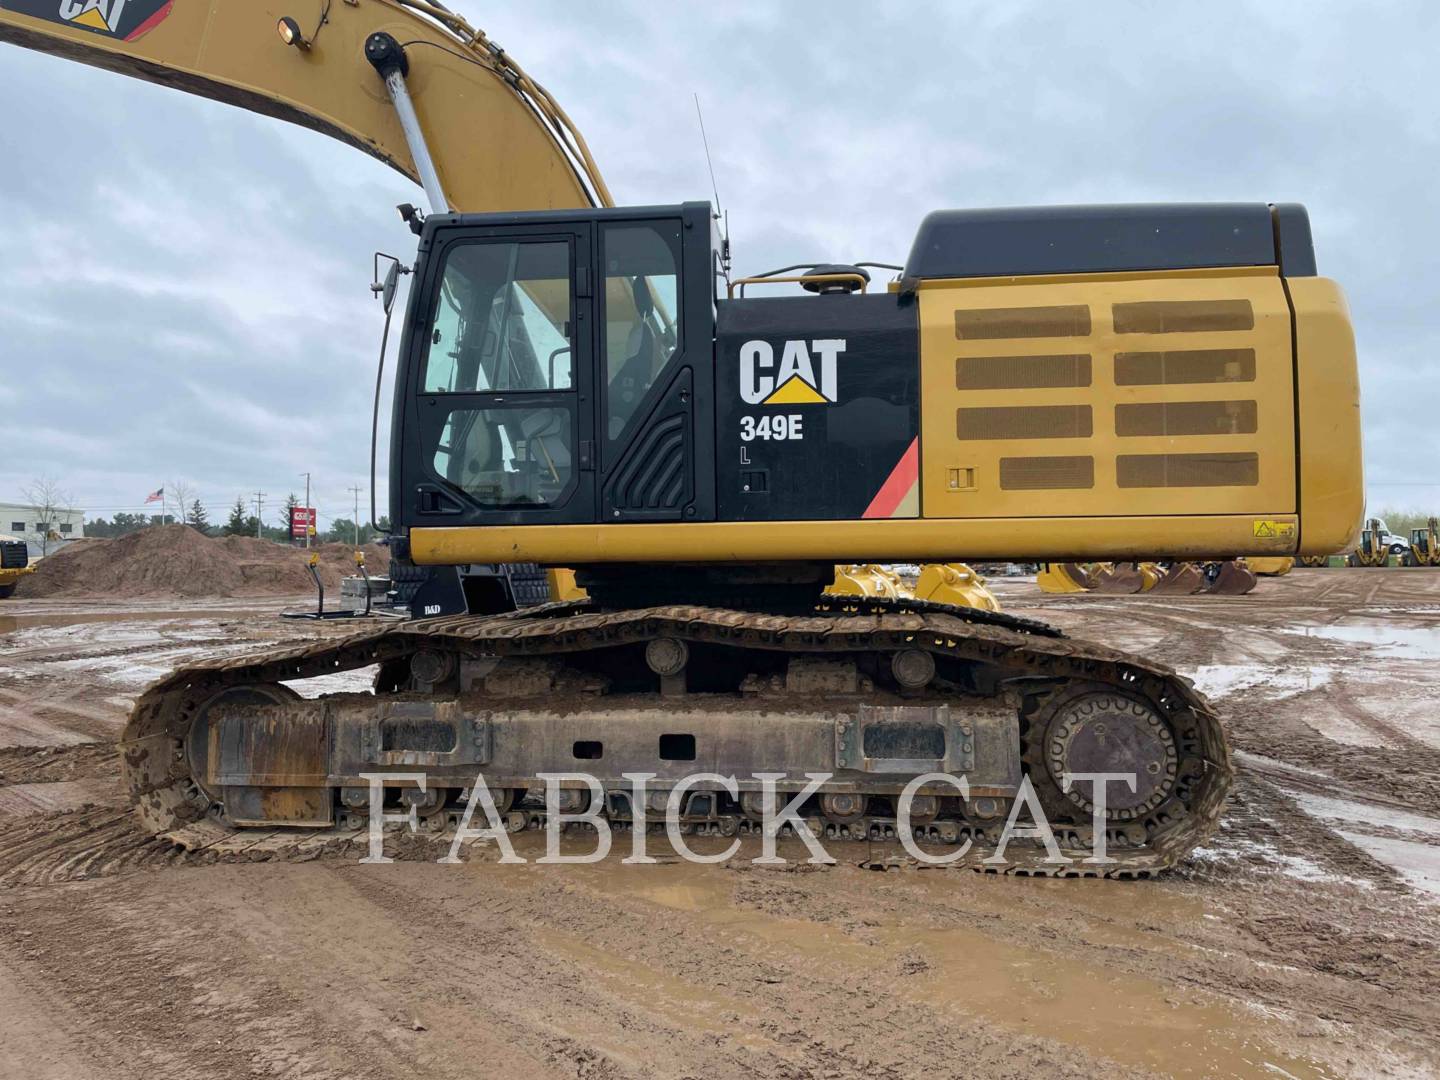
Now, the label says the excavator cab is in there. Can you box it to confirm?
[395,204,717,537]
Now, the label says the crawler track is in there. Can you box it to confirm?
[120,601,1231,877]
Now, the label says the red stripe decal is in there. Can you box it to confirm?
[125,1,174,41]
[862,437,919,519]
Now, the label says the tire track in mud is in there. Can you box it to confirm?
[331,860,1119,1080]
[0,742,118,785]
[1184,779,1440,1040]
[0,879,401,1080]
[1225,692,1440,816]
[238,864,761,1080]
[0,808,187,887]
[0,684,127,745]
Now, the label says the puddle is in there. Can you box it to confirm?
[1194,834,1363,889]
[1234,751,1333,780]
[43,643,245,689]
[1186,664,1333,700]
[1336,832,1440,897]
[1285,790,1440,837]
[0,609,262,634]
[1288,625,1440,661]
[566,860,1334,1079]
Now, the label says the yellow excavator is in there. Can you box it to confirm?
[1,1,1364,875]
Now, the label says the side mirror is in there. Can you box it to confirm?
[381,262,401,314]
[371,252,411,315]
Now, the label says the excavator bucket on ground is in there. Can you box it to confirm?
[912,563,1001,612]
[827,564,908,599]
[829,564,1001,611]
[1149,563,1208,595]
[1202,561,1259,595]
[1246,557,1294,576]
[1036,563,1096,593]
[1091,562,1148,594]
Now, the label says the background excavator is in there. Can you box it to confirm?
[1,0,1364,876]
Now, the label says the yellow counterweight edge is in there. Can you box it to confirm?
[1289,278,1364,555]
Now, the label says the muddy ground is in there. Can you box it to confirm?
[0,571,1437,1079]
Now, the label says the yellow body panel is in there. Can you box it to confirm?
[1289,278,1364,554]
[918,266,1296,522]
[411,513,1299,566]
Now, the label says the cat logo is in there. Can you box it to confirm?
[739,338,845,406]
[0,0,174,40]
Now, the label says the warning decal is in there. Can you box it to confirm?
[1252,519,1297,540]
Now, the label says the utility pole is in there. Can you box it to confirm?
[300,472,312,549]
[347,485,363,546]
[253,491,266,540]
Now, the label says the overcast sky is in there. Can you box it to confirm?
[1,1,1435,531]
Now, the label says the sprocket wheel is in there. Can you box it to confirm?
[1042,691,1178,822]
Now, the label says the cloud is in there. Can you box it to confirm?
[0,0,1435,529]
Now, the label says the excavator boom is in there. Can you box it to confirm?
[0,0,611,212]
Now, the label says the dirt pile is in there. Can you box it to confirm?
[15,525,390,599]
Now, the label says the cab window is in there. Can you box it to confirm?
[432,406,573,508]
[423,240,573,393]
[601,222,681,442]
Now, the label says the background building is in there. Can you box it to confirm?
[0,501,86,559]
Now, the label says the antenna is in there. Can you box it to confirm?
[693,93,732,280]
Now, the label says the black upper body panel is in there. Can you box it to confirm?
[903,202,1316,280]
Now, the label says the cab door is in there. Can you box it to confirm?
[405,224,596,526]
[596,213,714,522]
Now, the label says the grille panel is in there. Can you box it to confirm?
[926,273,1293,518]
[955,305,1091,340]
[999,456,1095,490]
[1112,299,1254,334]
[956,354,1091,390]
[1114,348,1256,385]
[1115,400,1258,437]
[957,405,1092,440]
[0,540,26,570]
[1116,452,1259,488]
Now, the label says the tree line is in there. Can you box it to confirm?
[86,494,388,545]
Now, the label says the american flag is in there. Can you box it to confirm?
[144,487,164,504]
